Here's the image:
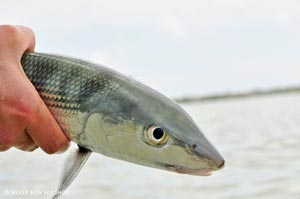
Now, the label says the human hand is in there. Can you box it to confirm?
[0,25,69,153]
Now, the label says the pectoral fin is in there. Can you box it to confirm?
[52,145,92,199]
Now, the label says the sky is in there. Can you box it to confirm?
[1,0,300,98]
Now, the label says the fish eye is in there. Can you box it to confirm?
[145,125,169,146]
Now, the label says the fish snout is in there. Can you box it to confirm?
[191,143,225,170]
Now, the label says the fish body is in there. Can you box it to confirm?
[21,52,224,197]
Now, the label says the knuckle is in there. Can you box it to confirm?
[0,25,21,41]
[13,96,39,123]
[1,25,19,34]
[0,25,33,38]
[0,25,34,50]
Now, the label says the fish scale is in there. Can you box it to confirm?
[22,53,113,111]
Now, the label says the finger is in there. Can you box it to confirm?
[26,100,70,154]
[0,25,35,61]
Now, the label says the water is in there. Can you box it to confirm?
[1,93,300,199]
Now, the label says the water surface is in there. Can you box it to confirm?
[1,93,300,199]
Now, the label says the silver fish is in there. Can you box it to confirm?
[21,52,225,198]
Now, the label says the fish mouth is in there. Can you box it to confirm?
[162,164,213,176]
[174,166,213,176]
[189,142,225,171]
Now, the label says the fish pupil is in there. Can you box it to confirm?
[153,128,164,140]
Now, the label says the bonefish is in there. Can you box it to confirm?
[20,52,225,198]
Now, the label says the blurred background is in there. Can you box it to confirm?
[2,0,300,98]
[1,0,300,199]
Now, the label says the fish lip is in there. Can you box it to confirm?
[162,163,213,176]
[174,166,213,176]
